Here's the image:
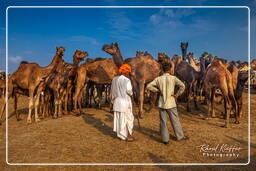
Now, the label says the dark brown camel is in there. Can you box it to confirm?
[8,47,65,123]
[203,58,238,128]
[102,42,161,118]
[158,53,175,75]
[180,42,188,60]
[175,60,201,112]
[73,57,118,113]
[43,50,87,118]
[62,50,88,114]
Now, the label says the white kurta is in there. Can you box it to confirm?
[111,75,134,140]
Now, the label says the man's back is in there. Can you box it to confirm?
[146,73,185,109]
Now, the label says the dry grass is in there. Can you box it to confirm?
[0,89,256,170]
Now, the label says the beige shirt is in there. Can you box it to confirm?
[146,73,185,109]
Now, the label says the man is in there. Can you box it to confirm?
[146,62,189,145]
[111,64,135,142]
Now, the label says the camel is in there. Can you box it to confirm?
[251,59,256,70]
[175,60,201,112]
[102,42,161,118]
[62,50,88,114]
[158,53,175,75]
[203,58,238,128]
[180,42,188,60]
[187,52,200,72]
[73,57,118,113]
[43,50,88,118]
[7,47,65,123]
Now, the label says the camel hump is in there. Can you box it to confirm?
[20,61,29,64]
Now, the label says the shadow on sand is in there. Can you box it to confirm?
[81,113,116,139]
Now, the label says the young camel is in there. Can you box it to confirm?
[62,50,88,114]
[203,58,238,128]
[7,47,65,123]
[43,50,88,118]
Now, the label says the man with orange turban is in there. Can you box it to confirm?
[111,64,135,142]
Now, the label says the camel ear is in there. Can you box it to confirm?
[114,42,119,47]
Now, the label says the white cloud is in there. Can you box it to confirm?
[105,11,141,40]
[9,56,22,63]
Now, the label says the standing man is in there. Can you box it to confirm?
[146,62,189,145]
[111,64,135,142]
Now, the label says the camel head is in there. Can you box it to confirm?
[180,42,188,50]
[102,42,119,55]
[158,53,170,63]
[73,50,89,63]
[136,51,144,57]
[186,52,194,61]
[251,59,256,70]
[56,47,65,56]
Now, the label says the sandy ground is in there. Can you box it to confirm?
[0,89,255,170]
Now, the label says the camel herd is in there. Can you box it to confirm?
[0,42,256,128]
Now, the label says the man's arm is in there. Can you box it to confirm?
[174,77,185,97]
[146,78,159,93]
[126,80,133,97]
[110,79,116,103]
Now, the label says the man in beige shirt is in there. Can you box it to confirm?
[146,62,189,145]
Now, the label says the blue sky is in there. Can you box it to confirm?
[0,0,255,73]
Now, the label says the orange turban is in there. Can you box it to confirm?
[118,64,132,73]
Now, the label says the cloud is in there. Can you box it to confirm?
[9,56,22,63]
[105,11,141,40]
[150,9,195,26]
[68,35,99,45]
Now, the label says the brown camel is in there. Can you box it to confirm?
[203,58,238,128]
[187,52,200,72]
[43,50,87,118]
[62,50,88,114]
[158,53,175,75]
[8,47,65,123]
[102,42,161,118]
[73,57,118,113]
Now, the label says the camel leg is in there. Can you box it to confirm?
[27,89,35,124]
[27,97,33,124]
[237,97,243,118]
[34,94,41,122]
[0,95,7,125]
[211,88,216,118]
[231,95,239,124]
[73,83,84,112]
[224,96,231,128]
[14,94,21,121]
[186,83,192,112]
[53,91,58,119]
[63,90,68,114]
[58,99,63,118]
[138,81,145,119]
[193,82,198,110]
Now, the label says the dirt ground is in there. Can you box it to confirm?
[0,89,255,170]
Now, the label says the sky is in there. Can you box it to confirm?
[0,0,255,73]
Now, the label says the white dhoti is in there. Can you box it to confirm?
[113,111,134,140]
[111,75,134,140]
